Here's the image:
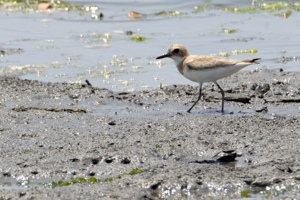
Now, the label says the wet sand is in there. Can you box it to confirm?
[0,69,300,199]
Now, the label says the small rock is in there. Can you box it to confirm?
[150,182,161,190]
[104,157,114,163]
[3,172,11,177]
[19,192,26,197]
[287,167,293,173]
[252,180,271,187]
[31,171,38,175]
[91,158,100,165]
[121,157,131,164]
[128,11,142,19]
[250,83,258,91]
[125,31,133,35]
[107,121,116,126]
[213,150,237,162]
[37,3,52,10]
[256,83,270,94]
[89,172,96,176]
[69,93,80,99]
[244,179,253,185]
[196,181,203,185]
[255,106,268,113]
[71,171,77,175]
[69,158,80,162]
[272,178,281,184]
[99,12,104,19]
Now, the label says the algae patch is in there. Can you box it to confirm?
[80,32,110,48]
[231,48,258,55]
[194,5,209,12]
[50,168,144,188]
[222,28,237,34]
[222,6,255,13]
[155,10,186,16]
[221,1,300,17]
[131,35,147,42]
[258,2,300,11]
[2,64,45,76]
[240,190,250,198]
[281,10,292,18]
[0,0,84,11]
[219,48,258,57]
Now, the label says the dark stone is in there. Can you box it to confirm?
[91,158,100,165]
[121,157,131,164]
[150,182,161,190]
[70,158,80,162]
[108,121,116,126]
[31,171,38,175]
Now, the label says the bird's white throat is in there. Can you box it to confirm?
[171,55,186,66]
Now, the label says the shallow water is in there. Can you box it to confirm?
[0,174,289,200]
[1,0,300,91]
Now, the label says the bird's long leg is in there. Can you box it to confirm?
[214,81,225,112]
[187,83,203,113]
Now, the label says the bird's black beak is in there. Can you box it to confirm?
[156,53,170,59]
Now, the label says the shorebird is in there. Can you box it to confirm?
[156,44,260,113]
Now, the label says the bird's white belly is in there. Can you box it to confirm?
[183,64,246,83]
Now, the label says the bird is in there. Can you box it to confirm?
[156,44,261,113]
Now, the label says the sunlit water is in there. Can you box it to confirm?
[1,0,300,91]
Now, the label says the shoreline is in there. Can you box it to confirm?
[0,69,300,199]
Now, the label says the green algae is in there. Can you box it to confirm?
[102,177,114,182]
[218,51,230,57]
[281,10,292,18]
[80,32,110,46]
[155,10,186,16]
[240,190,249,198]
[54,1,84,11]
[222,28,237,34]
[50,168,144,188]
[259,2,292,10]
[110,56,130,67]
[260,186,289,198]
[221,1,300,15]
[194,5,209,12]
[87,176,97,183]
[0,0,84,11]
[219,48,258,57]
[232,37,251,42]
[222,6,255,13]
[131,35,147,42]
[128,167,143,175]
[231,48,258,55]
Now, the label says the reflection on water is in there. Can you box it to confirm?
[1,0,300,91]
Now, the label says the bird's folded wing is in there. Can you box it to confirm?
[185,56,237,70]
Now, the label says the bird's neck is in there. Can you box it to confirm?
[172,56,186,75]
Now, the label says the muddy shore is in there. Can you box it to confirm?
[0,69,300,199]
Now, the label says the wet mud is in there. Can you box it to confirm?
[0,69,300,199]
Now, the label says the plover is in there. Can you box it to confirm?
[156,44,260,113]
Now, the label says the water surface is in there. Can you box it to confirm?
[1,0,300,91]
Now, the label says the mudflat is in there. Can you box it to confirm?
[0,69,299,199]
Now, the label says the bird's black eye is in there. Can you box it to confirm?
[173,49,180,53]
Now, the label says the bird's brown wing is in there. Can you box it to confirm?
[185,56,237,71]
